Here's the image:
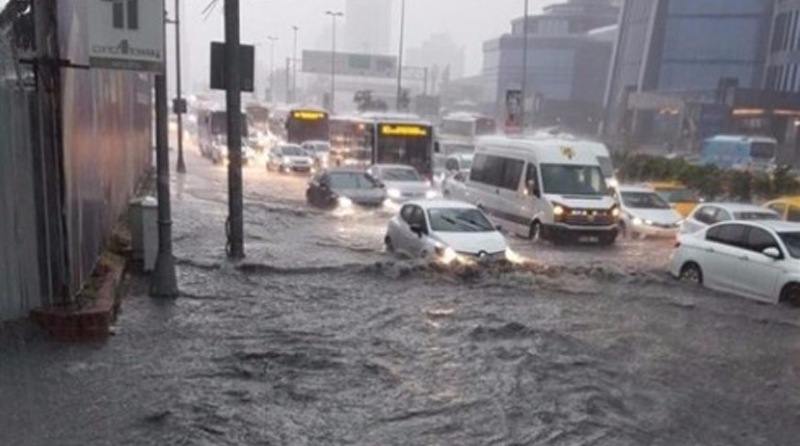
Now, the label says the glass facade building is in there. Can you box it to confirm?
[604,0,774,137]
[481,0,620,131]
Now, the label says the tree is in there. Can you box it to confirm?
[353,90,388,113]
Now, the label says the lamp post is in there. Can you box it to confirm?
[166,0,186,173]
[292,25,299,103]
[520,0,529,129]
[267,35,278,103]
[326,11,344,113]
[396,0,406,110]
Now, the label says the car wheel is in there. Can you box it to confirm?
[529,221,542,242]
[679,262,703,285]
[385,236,395,253]
[780,283,800,306]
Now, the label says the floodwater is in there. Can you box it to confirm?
[2,140,800,445]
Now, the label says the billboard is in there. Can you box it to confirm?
[505,89,522,133]
[302,50,397,78]
[88,0,165,72]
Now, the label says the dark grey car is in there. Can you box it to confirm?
[306,169,387,208]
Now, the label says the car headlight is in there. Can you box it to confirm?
[505,248,525,264]
[632,217,643,226]
[425,190,437,199]
[337,196,353,208]
[387,189,402,199]
[645,219,654,226]
[435,245,458,264]
[607,178,620,190]
[553,205,565,217]
[611,206,620,218]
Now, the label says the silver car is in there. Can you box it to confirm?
[367,164,437,202]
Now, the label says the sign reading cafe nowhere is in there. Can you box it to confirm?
[88,0,165,72]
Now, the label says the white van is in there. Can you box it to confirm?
[461,135,620,245]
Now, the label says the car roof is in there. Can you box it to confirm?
[302,140,329,145]
[643,181,687,189]
[712,220,800,232]
[405,199,479,210]
[325,167,368,174]
[617,184,656,193]
[696,202,776,213]
[373,164,417,170]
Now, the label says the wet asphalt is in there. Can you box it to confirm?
[2,139,800,445]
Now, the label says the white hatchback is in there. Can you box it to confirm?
[681,202,779,234]
[670,220,800,304]
[367,164,437,202]
[616,185,683,239]
[385,200,513,263]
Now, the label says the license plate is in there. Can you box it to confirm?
[579,236,599,243]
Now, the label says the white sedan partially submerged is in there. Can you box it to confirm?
[670,220,800,305]
[385,199,521,263]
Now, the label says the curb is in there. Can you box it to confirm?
[30,254,126,342]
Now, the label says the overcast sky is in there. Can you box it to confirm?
[173,0,555,86]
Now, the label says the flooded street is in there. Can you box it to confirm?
[3,145,800,446]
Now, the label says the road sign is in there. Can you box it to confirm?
[88,0,165,72]
[302,51,397,79]
[209,42,255,92]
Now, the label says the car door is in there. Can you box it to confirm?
[405,205,429,257]
[737,226,785,302]
[393,204,419,256]
[701,223,750,295]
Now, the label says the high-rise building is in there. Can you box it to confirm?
[407,33,466,88]
[604,0,775,142]
[481,0,620,132]
[344,0,393,55]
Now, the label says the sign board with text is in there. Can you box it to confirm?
[209,42,255,92]
[88,0,165,72]
[302,51,397,79]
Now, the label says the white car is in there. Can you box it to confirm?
[266,143,315,174]
[301,140,332,168]
[367,164,437,202]
[385,200,512,263]
[616,185,683,238]
[681,202,780,234]
[670,220,800,305]
[441,170,470,200]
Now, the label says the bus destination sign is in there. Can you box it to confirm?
[293,111,327,121]
[380,124,429,137]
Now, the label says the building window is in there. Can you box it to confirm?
[112,0,138,30]
[112,2,124,29]
[127,0,139,30]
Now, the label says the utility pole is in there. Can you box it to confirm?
[267,35,278,103]
[174,0,186,174]
[396,0,406,110]
[225,0,245,259]
[520,0,529,130]
[292,25,299,104]
[285,57,291,103]
[423,67,429,96]
[152,11,179,297]
[326,11,344,113]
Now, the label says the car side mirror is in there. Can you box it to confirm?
[495,224,503,232]
[763,247,782,260]
[527,180,540,198]
[409,223,426,237]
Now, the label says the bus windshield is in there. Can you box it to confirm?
[541,164,608,196]
[286,111,329,144]
[751,142,775,159]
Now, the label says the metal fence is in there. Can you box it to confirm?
[0,81,44,320]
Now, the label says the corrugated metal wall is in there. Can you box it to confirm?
[0,83,44,320]
[59,0,152,295]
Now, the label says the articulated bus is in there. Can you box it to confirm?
[439,112,497,142]
[286,107,330,144]
[329,113,435,176]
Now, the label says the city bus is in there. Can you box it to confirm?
[439,112,497,142]
[196,106,250,163]
[362,113,436,177]
[701,134,777,171]
[286,107,330,144]
[329,115,371,166]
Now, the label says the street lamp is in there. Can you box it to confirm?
[267,35,278,103]
[326,11,344,113]
[292,25,299,103]
[520,0,529,129]
[396,0,406,111]
[166,0,186,173]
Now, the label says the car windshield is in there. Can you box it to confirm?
[541,164,608,196]
[328,173,380,190]
[734,211,780,220]
[779,232,800,259]
[621,191,671,209]
[656,188,699,203]
[428,208,495,233]
[381,167,422,182]
[281,145,304,156]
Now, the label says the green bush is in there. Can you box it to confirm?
[613,154,797,202]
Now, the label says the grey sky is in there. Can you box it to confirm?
[173,0,553,85]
